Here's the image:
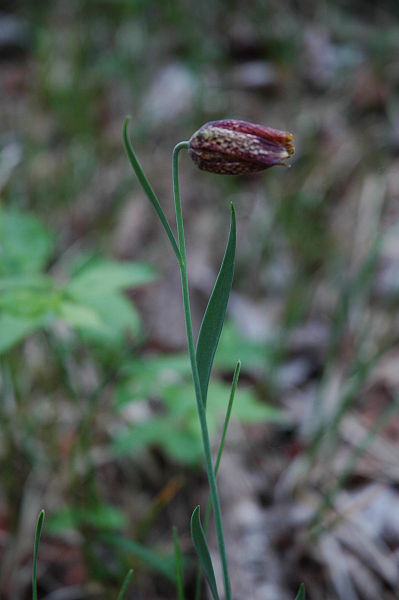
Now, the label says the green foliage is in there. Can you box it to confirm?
[0,209,53,276]
[0,313,47,355]
[113,348,285,465]
[47,504,127,534]
[63,257,155,345]
[0,208,155,354]
[196,204,236,408]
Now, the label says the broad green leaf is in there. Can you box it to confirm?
[113,418,167,456]
[0,273,52,291]
[190,506,220,600]
[0,313,46,355]
[196,205,236,408]
[103,534,176,581]
[160,426,203,464]
[113,417,203,465]
[163,380,286,426]
[115,354,190,407]
[32,510,45,600]
[113,371,285,466]
[0,286,60,318]
[117,569,133,600]
[59,300,104,330]
[214,321,273,371]
[295,583,306,600]
[67,260,155,299]
[78,293,141,342]
[0,209,53,275]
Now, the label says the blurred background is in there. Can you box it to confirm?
[1,0,399,598]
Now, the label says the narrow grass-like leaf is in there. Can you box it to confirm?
[214,360,241,476]
[295,583,306,599]
[195,361,240,600]
[196,204,236,408]
[32,509,45,600]
[123,117,181,263]
[173,527,186,600]
[191,506,220,600]
[117,569,133,600]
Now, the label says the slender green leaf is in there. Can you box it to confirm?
[173,527,186,600]
[196,205,236,408]
[32,510,45,600]
[214,360,241,476]
[295,583,306,600]
[123,117,181,262]
[117,569,133,600]
[190,506,220,600]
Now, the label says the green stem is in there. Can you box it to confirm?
[195,361,241,600]
[173,142,232,600]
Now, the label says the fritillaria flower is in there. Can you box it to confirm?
[188,119,294,175]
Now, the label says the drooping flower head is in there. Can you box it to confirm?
[188,119,294,175]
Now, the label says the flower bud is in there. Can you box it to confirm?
[188,119,294,175]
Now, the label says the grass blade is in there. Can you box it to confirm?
[173,527,186,600]
[117,569,133,600]
[123,116,181,263]
[295,583,306,599]
[191,506,220,600]
[196,204,236,408]
[32,509,45,600]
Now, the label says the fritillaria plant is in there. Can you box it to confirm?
[123,117,295,600]
[29,120,299,600]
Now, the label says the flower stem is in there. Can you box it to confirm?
[173,142,232,600]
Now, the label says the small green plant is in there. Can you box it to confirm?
[0,207,155,354]
[123,117,299,599]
